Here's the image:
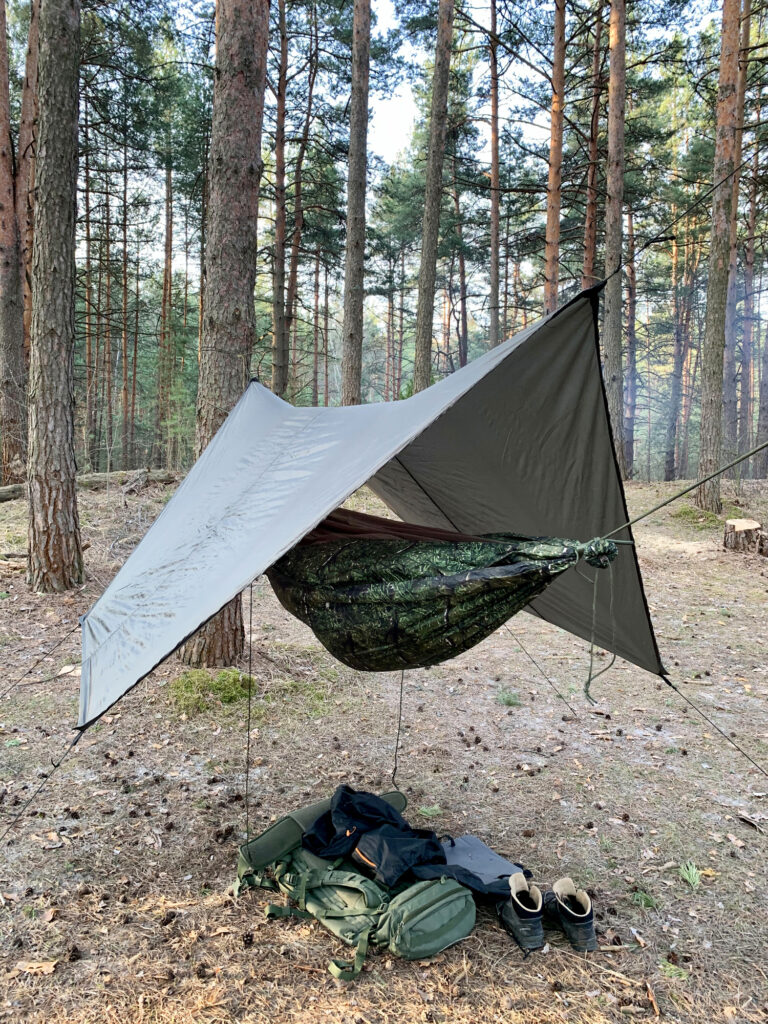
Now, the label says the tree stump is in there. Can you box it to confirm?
[723,519,763,553]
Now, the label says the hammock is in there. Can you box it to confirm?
[266,510,617,672]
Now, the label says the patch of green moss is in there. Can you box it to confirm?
[169,668,256,715]
[670,503,721,530]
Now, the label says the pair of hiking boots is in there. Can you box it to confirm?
[498,872,597,952]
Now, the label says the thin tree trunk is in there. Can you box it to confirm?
[17,0,39,365]
[502,206,510,342]
[740,102,758,470]
[624,208,637,476]
[0,0,27,484]
[488,0,500,345]
[180,0,269,667]
[414,0,454,392]
[312,248,320,406]
[27,0,83,592]
[104,182,113,473]
[543,0,566,314]
[323,264,329,406]
[271,0,288,398]
[664,220,684,481]
[284,9,318,384]
[83,100,95,469]
[696,0,741,511]
[722,0,750,469]
[451,153,468,367]
[756,319,768,478]
[130,253,139,466]
[121,130,129,468]
[582,6,603,289]
[603,0,627,476]
[397,250,404,397]
[340,0,370,405]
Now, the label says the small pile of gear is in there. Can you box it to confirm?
[235,786,596,980]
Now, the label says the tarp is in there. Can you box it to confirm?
[78,286,664,729]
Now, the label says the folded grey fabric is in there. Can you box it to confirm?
[442,834,525,890]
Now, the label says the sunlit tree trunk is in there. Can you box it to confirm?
[696,0,741,511]
[488,0,500,344]
[414,0,454,392]
[271,0,288,397]
[180,0,269,666]
[582,6,602,290]
[722,0,750,470]
[603,0,627,476]
[543,0,566,315]
[341,0,370,405]
[740,103,758,470]
[624,208,637,476]
[27,0,83,593]
[0,0,27,484]
[17,0,39,365]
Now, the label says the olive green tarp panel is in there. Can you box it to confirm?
[78,286,662,730]
[266,518,618,672]
[367,293,663,678]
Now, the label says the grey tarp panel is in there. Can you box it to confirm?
[78,288,663,729]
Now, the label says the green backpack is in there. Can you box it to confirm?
[235,793,476,981]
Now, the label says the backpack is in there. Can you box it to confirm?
[235,793,476,981]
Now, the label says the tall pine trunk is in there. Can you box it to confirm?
[488,0,500,345]
[27,0,83,592]
[341,0,370,405]
[17,0,39,365]
[582,6,602,289]
[739,111,758,469]
[180,0,268,667]
[696,0,741,511]
[624,208,637,476]
[271,0,288,397]
[543,0,566,315]
[602,0,627,477]
[721,0,750,468]
[0,0,27,483]
[413,0,454,393]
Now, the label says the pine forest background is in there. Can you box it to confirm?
[3,0,768,484]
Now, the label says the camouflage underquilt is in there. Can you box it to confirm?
[266,529,617,673]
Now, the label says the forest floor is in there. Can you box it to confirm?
[1,477,767,1024]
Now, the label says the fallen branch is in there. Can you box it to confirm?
[0,470,178,504]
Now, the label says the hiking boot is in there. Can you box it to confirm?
[543,877,597,951]
[497,872,544,951]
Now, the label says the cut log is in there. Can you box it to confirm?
[0,469,178,504]
[723,518,763,552]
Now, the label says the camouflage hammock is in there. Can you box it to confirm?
[266,510,618,673]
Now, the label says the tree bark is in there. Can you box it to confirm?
[26,0,83,593]
[543,0,566,315]
[451,153,468,366]
[271,0,288,398]
[413,0,454,393]
[664,221,684,480]
[17,0,39,365]
[180,0,268,667]
[624,207,637,476]
[0,0,27,484]
[739,112,757,470]
[582,6,603,290]
[284,8,318,391]
[722,0,750,469]
[121,129,129,469]
[340,0,370,405]
[756,318,768,478]
[696,0,741,511]
[602,0,627,477]
[488,0,500,345]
